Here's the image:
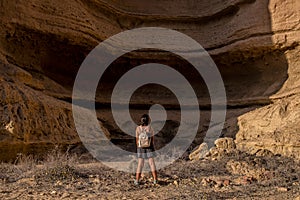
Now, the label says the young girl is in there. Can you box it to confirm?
[134,114,157,185]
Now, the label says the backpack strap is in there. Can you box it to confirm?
[140,125,150,133]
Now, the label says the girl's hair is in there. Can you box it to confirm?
[140,114,150,126]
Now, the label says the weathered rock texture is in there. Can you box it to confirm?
[235,0,300,159]
[0,0,299,160]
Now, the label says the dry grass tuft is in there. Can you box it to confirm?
[0,146,85,184]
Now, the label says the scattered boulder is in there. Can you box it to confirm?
[215,137,236,150]
[206,137,238,160]
[200,177,231,188]
[189,138,237,161]
[189,143,209,160]
[226,159,267,181]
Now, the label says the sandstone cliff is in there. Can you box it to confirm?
[0,0,299,160]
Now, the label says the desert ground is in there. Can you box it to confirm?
[0,148,299,200]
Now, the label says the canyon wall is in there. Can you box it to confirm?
[0,0,299,160]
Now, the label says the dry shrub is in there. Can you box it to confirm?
[34,146,86,184]
[0,146,85,183]
[43,146,78,168]
[0,153,37,182]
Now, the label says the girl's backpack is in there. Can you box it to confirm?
[138,126,151,148]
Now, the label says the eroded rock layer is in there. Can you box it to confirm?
[0,0,299,160]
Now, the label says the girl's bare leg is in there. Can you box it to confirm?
[148,157,157,181]
[136,158,144,182]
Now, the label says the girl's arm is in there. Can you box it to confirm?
[135,126,139,146]
[151,126,155,148]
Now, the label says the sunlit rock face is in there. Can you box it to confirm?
[0,0,299,160]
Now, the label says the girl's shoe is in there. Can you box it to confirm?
[134,180,139,186]
[153,180,158,185]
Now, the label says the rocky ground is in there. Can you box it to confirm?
[0,148,299,200]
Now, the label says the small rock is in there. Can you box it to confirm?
[223,179,230,186]
[235,176,253,186]
[201,178,215,187]
[243,176,256,184]
[61,193,70,198]
[277,187,289,192]
[89,177,100,184]
[174,180,179,186]
[215,137,236,149]
[201,178,209,186]
[51,191,57,195]
[55,181,63,186]
[172,175,178,179]
[215,180,223,188]
[207,147,219,159]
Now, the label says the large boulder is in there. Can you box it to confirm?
[235,93,300,159]
[190,137,237,160]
